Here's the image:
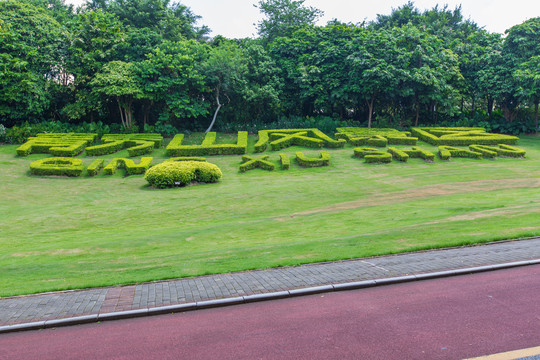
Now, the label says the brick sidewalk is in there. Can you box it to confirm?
[2,237,540,326]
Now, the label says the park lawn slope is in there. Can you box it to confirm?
[0,135,539,296]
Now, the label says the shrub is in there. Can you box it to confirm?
[469,144,526,158]
[166,157,207,162]
[279,153,290,170]
[87,159,104,176]
[387,147,409,162]
[30,157,84,177]
[411,127,519,146]
[166,131,247,156]
[335,128,417,145]
[104,157,153,175]
[16,133,97,157]
[295,151,331,167]
[438,146,483,160]
[239,155,275,172]
[353,147,392,163]
[254,129,345,152]
[145,161,222,188]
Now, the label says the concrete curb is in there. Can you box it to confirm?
[2,258,539,334]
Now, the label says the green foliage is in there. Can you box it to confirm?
[438,146,483,160]
[239,155,275,172]
[254,129,345,152]
[336,128,418,145]
[16,133,97,157]
[279,153,290,170]
[166,131,248,156]
[295,151,330,167]
[166,156,207,162]
[387,147,410,162]
[144,160,222,188]
[411,127,519,145]
[469,144,526,158]
[30,157,84,177]
[103,157,153,175]
[353,147,393,163]
[87,158,105,176]
[85,133,162,156]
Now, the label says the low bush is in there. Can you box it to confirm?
[254,129,345,152]
[438,146,483,160]
[144,161,222,188]
[16,133,97,157]
[353,147,392,163]
[279,153,290,170]
[387,147,409,162]
[295,151,331,167]
[87,159,104,176]
[166,132,248,156]
[469,144,526,158]
[166,157,207,162]
[239,155,275,172]
[411,127,519,146]
[30,157,84,177]
[104,157,153,175]
[335,128,418,146]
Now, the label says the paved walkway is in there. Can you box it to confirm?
[1,237,540,327]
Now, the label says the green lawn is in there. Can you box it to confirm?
[1,134,539,297]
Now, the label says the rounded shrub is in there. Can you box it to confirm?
[144,161,222,188]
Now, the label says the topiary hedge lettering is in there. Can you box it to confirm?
[411,127,519,146]
[103,157,153,175]
[336,127,418,146]
[295,151,331,167]
[30,157,84,177]
[144,161,222,188]
[353,147,392,163]
[387,147,436,162]
[254,129,345,152]
[17,133,97,157]
[239,155,275,172]
[166,131,248,156]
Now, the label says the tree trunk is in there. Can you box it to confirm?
[487,96,494,118]
[415,100,420,127]
[117,100,126,128]
[535,100,539,134]
[366,97,374,128]
[205,88,222,133]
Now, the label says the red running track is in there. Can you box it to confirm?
[1,264,539,360]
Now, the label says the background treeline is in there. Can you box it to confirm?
[1,0,539,141]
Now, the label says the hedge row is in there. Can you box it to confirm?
[387,147,436,162]
[102,133,163,147]
[254,129,345,152]
[353,147,392,163]
[30,157,84,177]
[279,153,290,170]
[86,140,154,157]
[335,127,418,145]
[239,155,275,172]
[469,144,526,158]
[411,127,519,146]
[166,156,207,162]
[103,157,153,175]
[295,151,331,167]
[144,161,222,188]
[87,159,104,176]
[166,131,248,156]
[438,146,483,160]
[17,133,97,157]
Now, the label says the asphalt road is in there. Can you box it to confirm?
[1,265,539,360]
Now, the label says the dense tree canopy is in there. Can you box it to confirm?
[0,0,539,133]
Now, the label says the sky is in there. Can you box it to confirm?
[65,0,540,38]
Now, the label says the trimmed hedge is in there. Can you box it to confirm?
[254,129,345,152]
[166,157,207,162]
[30,157,84,177]
[87,159,104,176]
[166,131,248,156]
[387,147,409,162]
[411,127,519,146]
[17,133,97,157]
[239,155,275,172]
[279,153,290,170]
[404,147,436,161]
[101,133,163,147]
[144,161,222,188]
[353,147,392,163]
[295,151,330,167]
[335,127,418,145]
[469,144,526,158]
[104,157,153,175]
[438,146,483,160]
[86,139,154,157]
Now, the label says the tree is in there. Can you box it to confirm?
[0,0,66,125]
[516,56,540,132]
[255,0,323,41]
[90,61,143,128]
[202,42,248,132]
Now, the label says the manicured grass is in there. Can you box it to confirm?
[1,135,539,297]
